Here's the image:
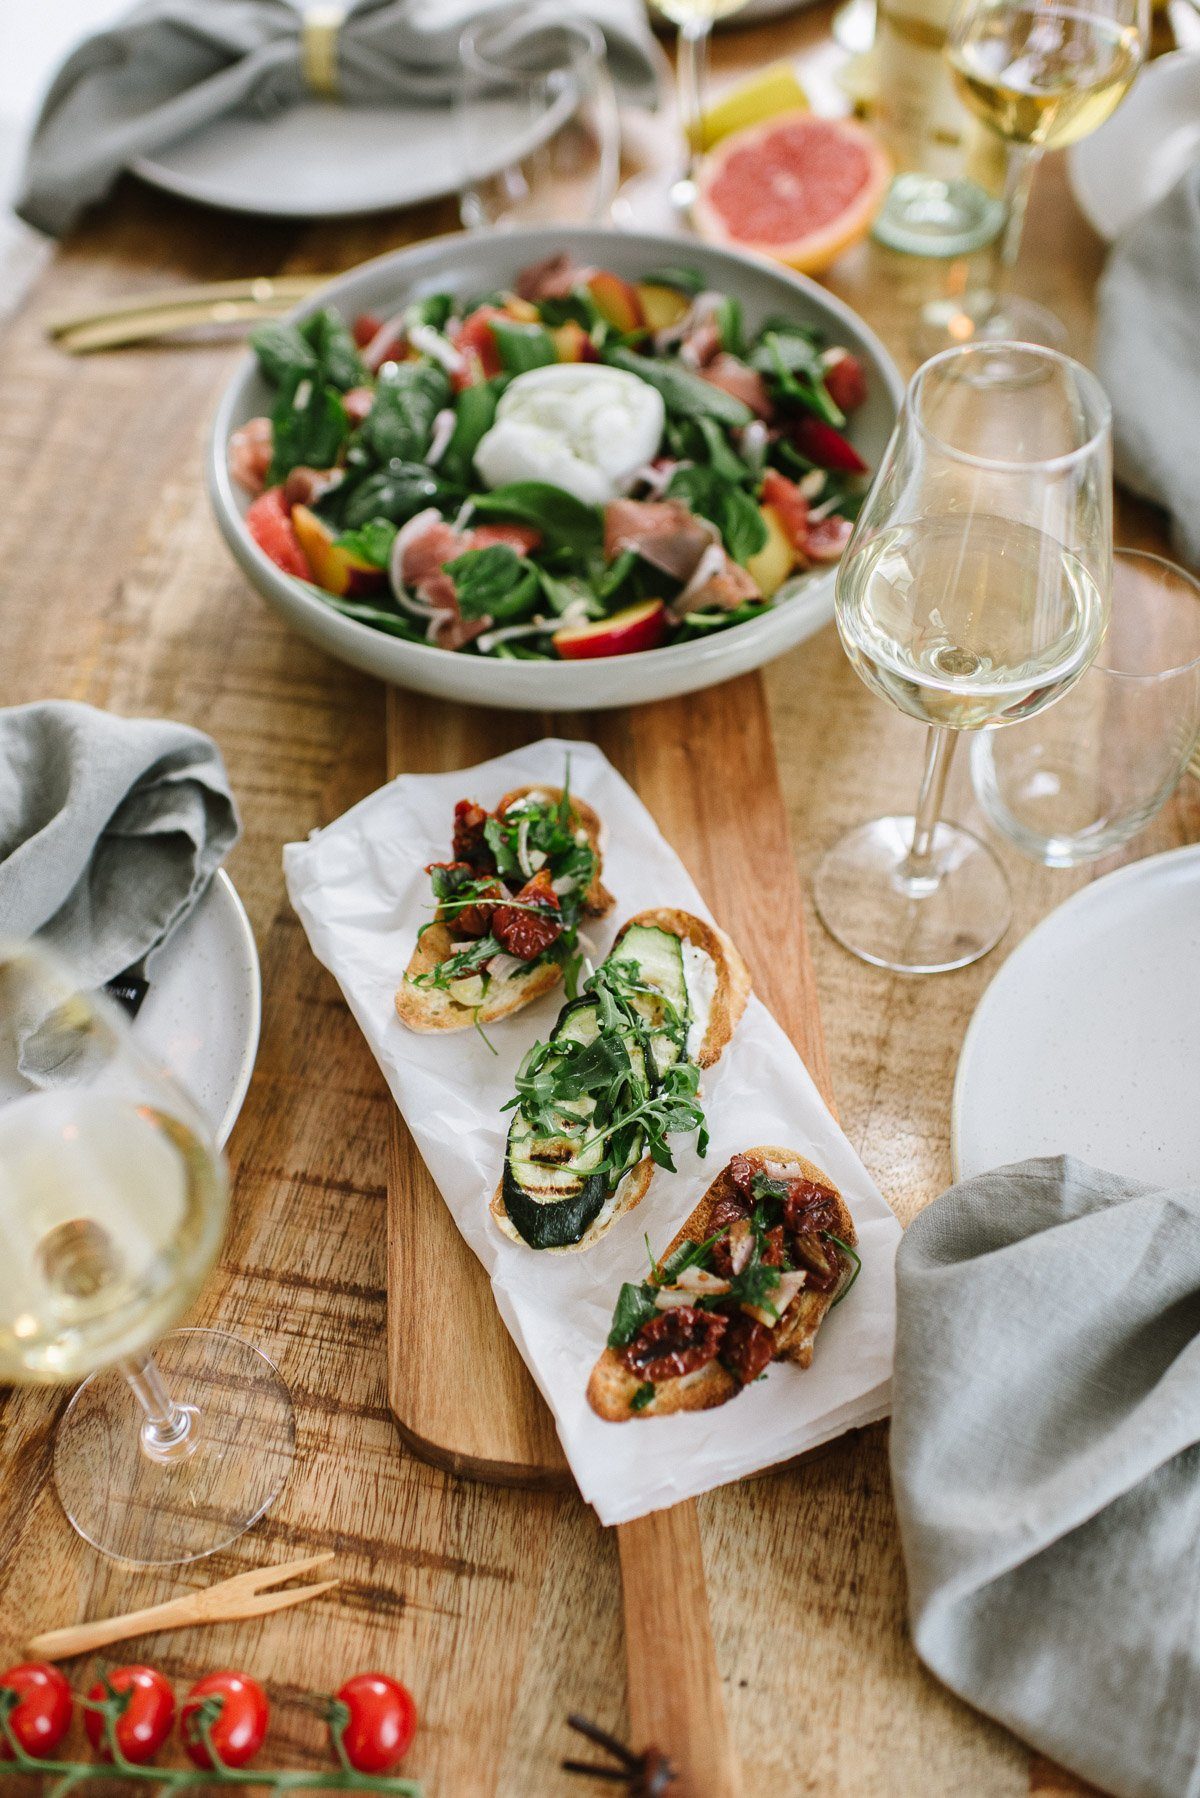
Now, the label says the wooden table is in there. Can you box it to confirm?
[1,11,1196,1795]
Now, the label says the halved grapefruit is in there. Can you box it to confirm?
[693,112,891,276]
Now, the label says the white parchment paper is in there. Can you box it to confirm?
[284,738,901,1525]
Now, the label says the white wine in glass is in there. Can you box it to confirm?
[0,941,294,1566]
[814,342,1112,975]
[936,0,1146,347]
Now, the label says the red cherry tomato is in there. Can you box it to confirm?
[181,1672,269,1770]
[0,1663,72,1761]
[84,1666,174,1765]
[333,1673,417,1774]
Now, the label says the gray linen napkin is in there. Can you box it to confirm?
[0,701,239,1004]
[1096,162,1200,570]
[16,0,664,238]
[890,1155,1200,1798]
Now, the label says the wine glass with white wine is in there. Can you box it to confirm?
[813,342,1112,974]
[622,0,752,223]
[0,940,294,1565]
[940,0,1147,347]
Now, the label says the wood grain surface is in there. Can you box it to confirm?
[0,8,1196,1796]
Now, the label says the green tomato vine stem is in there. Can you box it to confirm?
[0,1686,421,1797]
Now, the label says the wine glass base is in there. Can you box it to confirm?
[54,1327,295,1567]
[814,816,1012,974]
[913,293,1069,363]
[611,168,693,236]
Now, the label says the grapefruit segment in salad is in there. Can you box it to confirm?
[229,256,873,661]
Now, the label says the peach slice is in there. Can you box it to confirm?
[292,504,386,598]
[745,505,798,598]
[586,270,646,335]
[637,283,692,332]
[554,599,667,660]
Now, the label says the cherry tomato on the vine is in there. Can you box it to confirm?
[181,1671,269,1770]
[333,1673,417,1774]
[84,1665,175,1765]
[0,1663,72,1761]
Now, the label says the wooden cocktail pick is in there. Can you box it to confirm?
[26,1553,338,1660]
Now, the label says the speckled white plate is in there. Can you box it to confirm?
[953,845,1200,1186]
[137,871,261,1147]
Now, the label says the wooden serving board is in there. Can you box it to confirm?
[386,669,835,1797]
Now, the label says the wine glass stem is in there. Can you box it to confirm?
[903,725,960,886]
[994,142,1041,298]
[676,18,711,193]
[121,1352,198,1465]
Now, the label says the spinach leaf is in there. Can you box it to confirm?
[406,292,453,332]
[333,518,397,567]
[336,460,454,530]
[491,319,559,374]
[439,381,499,485]
[313,593,426,641]
[640,265,705,297]
[537,289,606,333]
[470,482,604,554]
[267,374,348,484]
[715,295,745,357]
[608,1282,659,1348]
[444,544,540,622]
[604,344,752,427]
[250,307,364,392]
[666,465,767,565]
[360,360,451,465]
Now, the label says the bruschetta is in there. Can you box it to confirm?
[395,782,613,1032]
[492,907,751,1252]
[587,1145,859,1420]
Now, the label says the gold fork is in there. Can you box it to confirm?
[47,274,333,355]
[25,1552,339,1659]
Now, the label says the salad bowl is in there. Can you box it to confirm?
[208,226,903,711]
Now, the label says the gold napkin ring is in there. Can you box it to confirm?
[302,4,345,98]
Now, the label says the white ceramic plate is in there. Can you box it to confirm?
[207,225,903,712]
[132,89,568,219]
[137,871,262,1146]
[1067,51,1200,242]
[953,845,1200,1186]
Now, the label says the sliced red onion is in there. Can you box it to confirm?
[675,541,728,607]
[516,817,532,876]
[808,495,842,522]
[389,506,443,602]
[452,499,476,533]
[740,420,770,466]
[487,952,525,984]
[799,470,826,499]
[364,312,407,372]
[629,459,680,499]
[551,874,577,895]
[474,618,553,655]
[425,407,457,468]
[408,322,466,374]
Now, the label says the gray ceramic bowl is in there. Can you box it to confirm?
[208,226,902,711]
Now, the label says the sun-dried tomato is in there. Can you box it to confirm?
[726,1155,758,1202]
[619,1306,727,1384]
[782,1180,842,1240]
[452,799,494,872]
[492,867,563,961]
[789,1231,844,1293]
[719,1313,776,1386]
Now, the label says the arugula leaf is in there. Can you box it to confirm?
[604,345,753,427]
[725,1248,782,1317]
[658,1231,723,1283]
[715,295,745,357]
[360,360,451,465]
[641,265,705,297]
[608,1282,659,1348]
[311,593,426,641]
[630,1382,656,1411]
[439,381,500,485]
[412,932,502,991]
[750,329,845,428]
[333,518,397,568]
[267,373,348,484]
[826,1233,862,1307]
[470,482,604,554]
[490,320,559,374]
[666,465,767,565]
[445,545,540,623]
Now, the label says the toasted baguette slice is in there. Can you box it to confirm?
[587,1145,856,1420]
[395,787,612,1033]
[491,907,751,1253]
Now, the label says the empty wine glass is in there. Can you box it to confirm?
[972,548,1200,863]
[0,940,294,1565]
[458,6,620,230]
[814,342,1112,973]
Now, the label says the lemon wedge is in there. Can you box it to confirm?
[690,62,809,152]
